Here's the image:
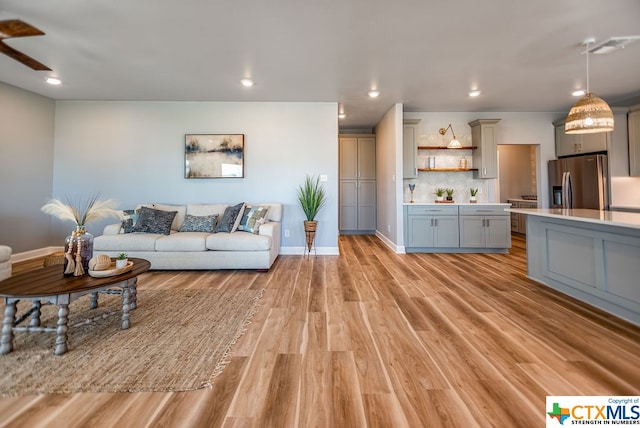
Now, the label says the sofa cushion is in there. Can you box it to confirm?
[138,203,186,231]
[155,232,209,252]
[93,233,162,251]
[214,202,245,233]
[238,205,270,234]
[132,207,177,235]
[121,209,141,233]
[206,231,271,251]
[186,204,228,217]
[180,214,219,233]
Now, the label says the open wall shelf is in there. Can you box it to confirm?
[417,168,478,172]
[417,146,477,150]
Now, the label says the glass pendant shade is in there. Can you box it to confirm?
[565,93,614,134]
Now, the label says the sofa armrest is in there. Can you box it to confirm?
[258,222,278,236]
[103,223,122,235]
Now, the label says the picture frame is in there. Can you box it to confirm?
[184,134,244,178]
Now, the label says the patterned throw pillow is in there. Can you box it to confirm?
[238,206,270,234]
[131,206,177,235]
[214,202,245,233]
[180,214,219,233]
[121,209,141,233]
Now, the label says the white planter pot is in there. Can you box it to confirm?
[116,259,128,269]
[436,196,444,202]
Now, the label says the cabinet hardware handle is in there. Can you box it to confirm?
[486,219,490,227]
[434,219,437,227]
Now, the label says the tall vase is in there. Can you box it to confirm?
[303,220,317,253]
[63,226,94,276]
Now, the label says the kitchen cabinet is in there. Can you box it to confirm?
[459,206,511,248]
[507,199,538,235]
[405,205,459,248]
[629,105,640,176]
[403,119,420,179]
[469,119,500,178]
[553,119,609,157]
[339,135,376,232]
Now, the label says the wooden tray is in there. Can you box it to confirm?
[435,200,455,203]
[89,261,134,278]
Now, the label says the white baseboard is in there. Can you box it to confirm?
[280,246,340,256]
[375,231,405,253]
[11,246,64,263]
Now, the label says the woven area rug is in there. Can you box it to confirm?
[0,288,263,396]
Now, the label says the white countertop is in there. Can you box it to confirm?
[403,202,510,206]
[507,208,640,230]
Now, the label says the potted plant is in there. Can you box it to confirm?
[116,253,128,269]
[445,188,454,201]
[297,174,327,253]
[470,188,478,203]
[434,188,446,202]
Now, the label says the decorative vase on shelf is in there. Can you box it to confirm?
[408,184,416,203]
[63,226,94,276]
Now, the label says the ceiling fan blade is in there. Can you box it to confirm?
[0,19,50,70]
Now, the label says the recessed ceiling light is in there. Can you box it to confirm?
[338,113,346,119]
[469,90,481,97]
[368,90,380,98]
[240,78,254,87]
[46,77,61,85]
[572,89,586,97]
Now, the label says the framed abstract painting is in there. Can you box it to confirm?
[184,134,244,178]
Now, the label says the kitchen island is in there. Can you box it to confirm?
[403,203,511,253]
[508,208,640,325]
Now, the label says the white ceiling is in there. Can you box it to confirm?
[1,0,639,129]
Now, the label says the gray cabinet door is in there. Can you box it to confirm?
[403,124,417,179]
[357,137,376,179]
[407,216,434,247]
[459,216,485,247]
[358,180,376,231]
[339,180,358,230]
[485,216,511,248]
[433,216,460,247]
[470,119,500,179]
[339,138,358,179]
[629,108,640,177]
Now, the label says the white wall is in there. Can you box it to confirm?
[374,104,403,249]
[53,101,339,253]
[0,82,55,254]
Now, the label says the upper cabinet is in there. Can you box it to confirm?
[553,119,609,157]
[469,119,500,179]
[629,105,640,177]
[339,136,375,179]
[403,119,420,179]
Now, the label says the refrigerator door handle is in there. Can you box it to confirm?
[561,172,567,208]
[566,171,573,209]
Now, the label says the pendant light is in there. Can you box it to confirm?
[565,39,614,134]
[439,124,462,148]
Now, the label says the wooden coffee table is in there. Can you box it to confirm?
[0,257,151,355]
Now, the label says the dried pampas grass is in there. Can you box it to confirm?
[41,194,123,227]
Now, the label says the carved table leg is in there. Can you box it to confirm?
[55,303,69,355]
[1,300,16,355]
[121,287,130,330]
[129,278,138,310]
[90,292,98,309]
[29,300,42,327]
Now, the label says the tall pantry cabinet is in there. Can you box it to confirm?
[339,135,376,233]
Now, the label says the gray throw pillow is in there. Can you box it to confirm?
[180,214,219,232]
[131,206,177,235]
[214,202,244,233]
[121,209,141,233]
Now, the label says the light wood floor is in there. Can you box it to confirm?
[2,235,639,427]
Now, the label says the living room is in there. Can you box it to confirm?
[1,1,640,426]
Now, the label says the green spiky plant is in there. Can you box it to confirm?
[470,188,479,197]
[297,174,327,221]
[445,188,454,198]
[434,188,446,197]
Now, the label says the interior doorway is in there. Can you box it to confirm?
[496,145,538,203]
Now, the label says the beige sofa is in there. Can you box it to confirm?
[94,203,281,270]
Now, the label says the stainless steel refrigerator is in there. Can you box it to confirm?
[548,154,609,210]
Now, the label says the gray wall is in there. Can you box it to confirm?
[0,82,55,254]
[52,101,339,253]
